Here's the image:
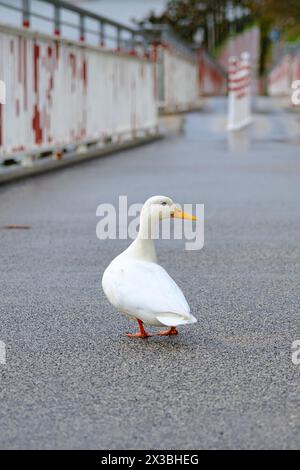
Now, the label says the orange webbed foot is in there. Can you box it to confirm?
[155,327,178,336]
[125,332,151,339]
[125,319,151,339]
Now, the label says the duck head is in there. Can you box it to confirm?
[140,195,196,225]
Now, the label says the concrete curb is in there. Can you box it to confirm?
[0,134,164,185]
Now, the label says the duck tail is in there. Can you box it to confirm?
[156,313,197,327]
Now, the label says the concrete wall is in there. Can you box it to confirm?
[198,50,227,96]
[266,47,300,99]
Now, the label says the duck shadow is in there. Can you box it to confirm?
[118,331,203,353]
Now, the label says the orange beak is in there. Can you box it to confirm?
[171,208,197,221]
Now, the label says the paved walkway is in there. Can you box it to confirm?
[0,98,299,449]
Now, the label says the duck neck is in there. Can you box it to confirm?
[126,215,157,263]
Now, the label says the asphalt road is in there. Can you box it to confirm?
[0,98,299,449]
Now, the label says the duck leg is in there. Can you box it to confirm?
[155,327,178,336]
[126,319,151,338]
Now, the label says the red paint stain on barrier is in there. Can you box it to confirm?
[32,105,43,144]
[23,39,28,111]
[82,59,87,91]
[55,42,60,64]
[34,44,40,93]
[18,37,22,84]
[69,53,76,78]
[48,75,54,105]
[32,43,43,145]
[47,45,56,107]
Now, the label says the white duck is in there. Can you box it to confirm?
[102,196,197,338]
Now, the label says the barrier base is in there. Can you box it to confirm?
[0,133,163,185]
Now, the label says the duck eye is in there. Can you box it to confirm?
[161,201,167,206]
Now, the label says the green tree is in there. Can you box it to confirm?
[244,0,300,74]
[141,1,252,50]
[142,0,300,76]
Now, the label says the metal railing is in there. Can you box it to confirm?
[0,0,148,52]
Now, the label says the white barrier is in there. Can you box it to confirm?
[227,52,252,131]
[0,24,157,160]
[154,44,200,113]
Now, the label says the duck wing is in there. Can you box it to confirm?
[103,258,196,325]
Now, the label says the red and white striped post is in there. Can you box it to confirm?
[227,51,252,131]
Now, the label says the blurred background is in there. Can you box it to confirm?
[0,0,299,171]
